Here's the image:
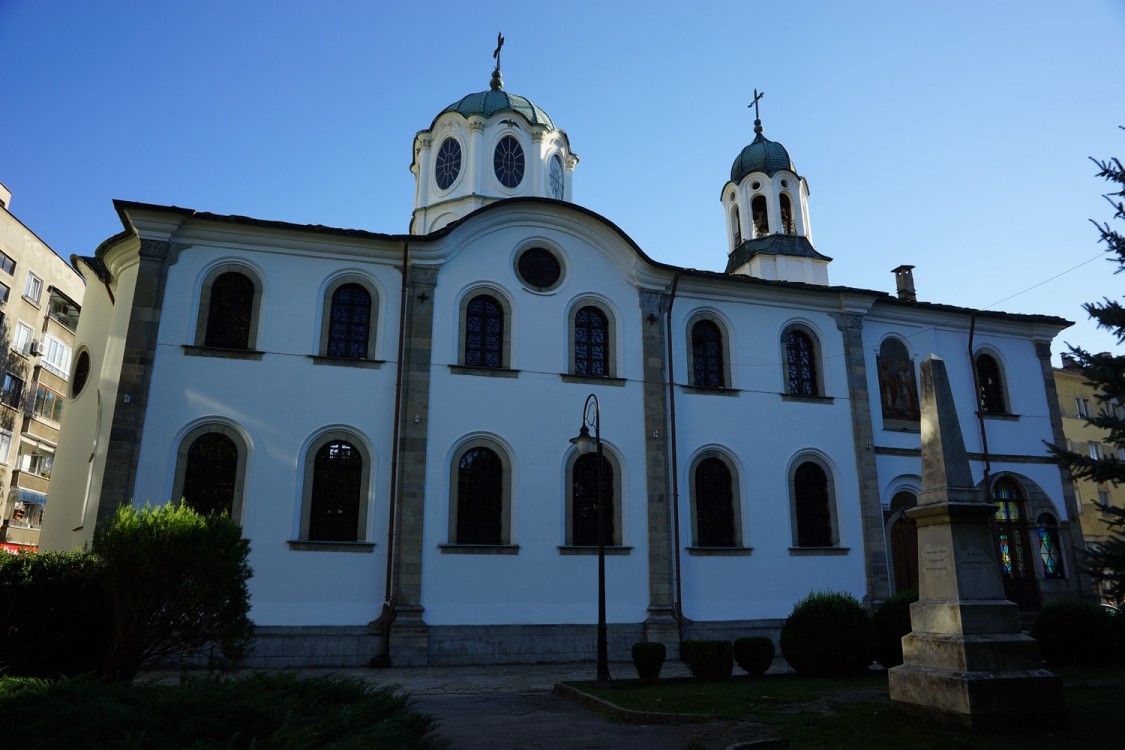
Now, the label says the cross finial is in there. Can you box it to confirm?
[493,32,505,71]
[748,88,764,134]
[490,32,505,91]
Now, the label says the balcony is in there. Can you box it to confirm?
[12,469,49,494]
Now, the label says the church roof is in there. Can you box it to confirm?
[730,131,794,183]
[725,234,831,274]
[440,90,555,129]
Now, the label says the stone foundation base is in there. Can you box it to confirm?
[889,664,1068,730]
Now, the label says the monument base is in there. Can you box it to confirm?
[889,663,1067,730]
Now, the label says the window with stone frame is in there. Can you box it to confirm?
[455,446,503,545]
[204,271,255,349]
[181,433,239,517]
[464,294,504,368]
[308,440,363,542]
[326,283,372,359]
[694,457,736,547]
[571,452,615,546]
[574,305,609,377]
[691,319,726,388]
[793,460,833,547]
[975,353,1008,414]
[784,328,819,396]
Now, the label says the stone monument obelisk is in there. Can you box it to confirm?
[887,355,1066,729]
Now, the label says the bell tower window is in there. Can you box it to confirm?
[780,194,795,235]
[751,195,769,238]
[731,205,742,246]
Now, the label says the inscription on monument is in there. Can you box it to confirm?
[922,545,950,572]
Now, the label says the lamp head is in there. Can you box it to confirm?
[569,423,596,455]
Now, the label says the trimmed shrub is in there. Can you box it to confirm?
[631,641,667,683]
[93,503,254,680]
[1033,598,1120,666]
[780,591,875,677]
[873,589,918,668]
[733,636,775,677]
[0,551,113,677]
[680,639,733,681]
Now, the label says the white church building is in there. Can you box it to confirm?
[41,51,1088,667]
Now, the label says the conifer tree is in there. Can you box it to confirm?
[1049,129,1125,601]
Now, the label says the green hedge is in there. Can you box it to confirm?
[733,636,775,677]
[630,641,666,683]
[680,639,733,681]
[1033,598,1120,666]
[873,589,918,668]
[780,591,874,677]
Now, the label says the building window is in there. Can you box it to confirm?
[693,456,737,547]
[992,478,1033,582]
[308,440,364,542]
[0,373,24,409]
[41,335,71,379]
[691,319,726,388]
[975,353,1008,414]
[1076,397,1091,419]
[194,265,262,351]
[181,433,239,516]
[48,289,80,331]
[18,446,53,477]
[493,135,525,188]
[0,251,14,275]
[71,350,91,398]
[23,272,43,304]
[783,327,820,396]
[32,385,64,422]
[464,294,505,368]
[0,281,9,303]
[1098,490,1110,509]
[0,430,12,464]
[1036,513,1065,580]
[574,306,609,377]
[1089,442,1102,460]
[876,337,920,424]
[731,205,742,246]
[12,321,32,356]
[571,452,615,546]
[751,194,769,238]
[326,283,372,359]
[435,137,462,190]
[780,193,795,234]
[456,447,503,544]
[792,459,835,547]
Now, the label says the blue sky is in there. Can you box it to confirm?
[2,0,1123,362]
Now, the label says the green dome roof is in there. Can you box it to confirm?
[441,90,554,129]
[730,130,793,184]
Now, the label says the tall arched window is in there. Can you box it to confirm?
[784,329,819,396]
[976,353,1007,414]
[780,194,795,235]
[327,283,371,359]
[204,272,254,349]
[456,447,503,544]
[309,440,363,542]
[731,205,742,246]
[793,461,833,547]
[574,306,609,377]
[691,320,725,388]
[991,477,1039,610]
[695,457,735,547]
[572,452,614,546]
[1036,513,1065,580]
[751,195,769,238]
[182,433,238,516]
[465,295,504,368]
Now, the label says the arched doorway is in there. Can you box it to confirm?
[991,477,1040,611]
[885,490,919,593]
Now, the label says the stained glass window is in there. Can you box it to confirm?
[204,272,253,349]
[692,320,725,388]
[457,447,502,544]
[465,295,503,368]
[182,433,238,517]
[493,135,525,188]
[1036,513,1065,579]
[327,283,371,359]
[992,479,1030,581]
[794,462,832,547]
[573,452,614,546]
[309,440,362,542]
[785,330,818,396]
[574,306,608,377]
[696,457,735,547]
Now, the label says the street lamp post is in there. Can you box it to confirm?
[570,393,611,682]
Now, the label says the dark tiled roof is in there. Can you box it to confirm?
[440,90,554,129]
[730,133,793,183]
[725,234,831,273]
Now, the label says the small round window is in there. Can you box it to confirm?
[494,135,525,188]
[435,137,462,190]
[71,350,91,398]
[516,247,562,291]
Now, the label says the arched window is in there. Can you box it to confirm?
[1036,513,1065,580]
[976,353,1008,414]
[465,295,504,368]
[780,194,795,235]
[574,305,609,377]
[182,433,238,516]
[793,461,833,547]
[731,205,742,246]
[784,329,819,396]
[751,195,769,238]
[456,447,503,545]
[204,272,255,349]
[991,477,1039,610]
[877,338,919,423]
[572,452,614,546]
[691,320,725,388]
[308,440,363,542]
[326,283,371,359]
[695,457,736,547]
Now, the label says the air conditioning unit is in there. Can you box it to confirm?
[29,340,41,356]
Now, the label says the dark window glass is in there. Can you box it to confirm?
[465,295,503,368]
[0,251,14,275]
[1,373,23,409]
[692,320,725,388]
[327,283,371,359]
[493,135,525,188]
[572,452,614,546]
[204,272,254,349]
[574,306,608,377]
[435,138,462,190]
[182,433,238,516]
[309,440,362,542]
[517,248,561,289]
[976,354,1007,414]
[71,351,91,398]
[457,447,502,544]
[696,457,735,547]
[785,330,818,396]
[794,462,832,547]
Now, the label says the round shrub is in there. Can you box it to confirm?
[680,639,733,681]
[630,641,666,683]
[873,589,918,668]
[780,591,875,677]
[1033,598,1120,666]
[733,636,775,677]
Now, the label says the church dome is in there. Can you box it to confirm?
[440,90,554,130]
[730,129,793,184]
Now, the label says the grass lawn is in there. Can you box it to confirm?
[568,668,1124,749]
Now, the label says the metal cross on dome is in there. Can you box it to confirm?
[493,32,505,72]
[748,88,764,120]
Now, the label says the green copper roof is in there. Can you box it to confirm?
[441,90,554,129]
[725,234,831,274]
[730,131,793,183]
